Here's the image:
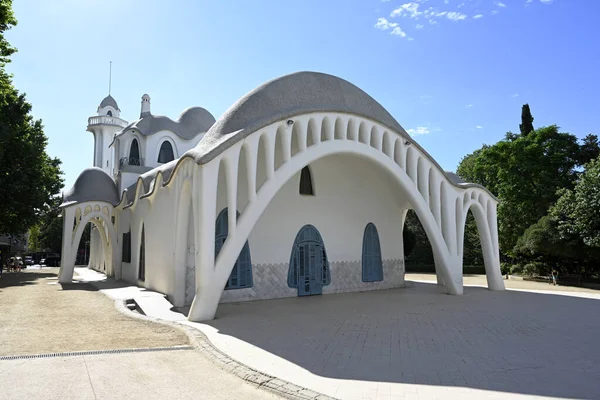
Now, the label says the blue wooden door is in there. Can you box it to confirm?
[289,225,329,297]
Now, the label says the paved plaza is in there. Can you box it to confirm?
[191,277,600,400]
[3,268,600,400]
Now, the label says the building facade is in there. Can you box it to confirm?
[58,72,504,322]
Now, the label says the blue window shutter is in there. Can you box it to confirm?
[216,208,253,290]
[362,223,383,282]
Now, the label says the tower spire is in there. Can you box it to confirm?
[108,61,112,95]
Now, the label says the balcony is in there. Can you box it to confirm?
[88,116,129,128]
[120,157,145,167]
[119,157,152,174]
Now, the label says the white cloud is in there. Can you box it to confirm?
[374,17,398,30]
[495,2,507,8]
[407,126,431,135]
[466,104,474,108]
[476,125,484,129]
[415,23,424,29]
[374,17,411,39]
[391,26,408,37]
[540,0,553,3]
[473,14,484,19]
[447,11,467,21]
[512,93,519,98]
[390,2,422,19]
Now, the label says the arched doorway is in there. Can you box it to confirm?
[362,223,383,282]
[288,225,331,296]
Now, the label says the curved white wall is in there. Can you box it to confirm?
[218,153,408,303]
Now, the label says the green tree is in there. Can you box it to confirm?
[27,223,41,252]
[457,125,583,255]
[519,104,534,136]
[578,134,599,165]
[0,0,63,235]
[552,158,600,249]
[36,196,64,254]
[403,210,434,269]
[462,211,483,266]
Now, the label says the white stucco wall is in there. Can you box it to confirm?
[116,183,179,301]
[219,153,409,303]
[115,129,204,171]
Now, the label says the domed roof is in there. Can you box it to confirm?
[99,95,120,111]
[191,71,405,164]
[62,167,119,206]
[118,106,216,140]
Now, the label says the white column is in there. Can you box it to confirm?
[58,206,77,283]
[482,202,505,291]
[226,154,239,237]
[188,162,220,322]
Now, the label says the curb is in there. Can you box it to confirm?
[112,299,338,400]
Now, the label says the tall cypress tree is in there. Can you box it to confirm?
[519,104,535,136]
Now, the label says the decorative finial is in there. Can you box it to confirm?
[108,61,112,95]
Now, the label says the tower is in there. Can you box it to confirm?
[87,95,129,178]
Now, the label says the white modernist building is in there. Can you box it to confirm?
[59,72,504,321]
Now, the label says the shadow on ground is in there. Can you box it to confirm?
[0,270,56,292]
[202,281,600,399]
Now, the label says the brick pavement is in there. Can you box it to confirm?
[198,280,600,400]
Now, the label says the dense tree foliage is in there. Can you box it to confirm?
[457,124,594,254]
[404,102,600,278]
[0,0,63,235]
[551,158,600,249]
[512,160,600,276]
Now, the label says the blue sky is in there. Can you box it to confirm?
[6,0,599,190]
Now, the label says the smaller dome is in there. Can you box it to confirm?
[99,95,120,111]
[62,167,120,206]
[177,107,217,134]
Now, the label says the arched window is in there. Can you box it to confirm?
[215,208,253,290]
[288,225,330,296]
[129,139,141,166]
[157,141,175,163]
[362,223,383,282]
[299,166,314,195]
[107,110,113,117]
[138,224,145,281]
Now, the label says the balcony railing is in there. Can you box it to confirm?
[88,116,129,128]
[120,157,145,167]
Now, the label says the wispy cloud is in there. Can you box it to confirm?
[375,0,553,40]
[407,126,431,135]
[466,104,474,108]
[447,11,468,21]
[476,125,484,129]
[391,2,422,19]
[512,93,519,98]
[374,17,410,39]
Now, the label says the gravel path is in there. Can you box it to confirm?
[0,268,188,356]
